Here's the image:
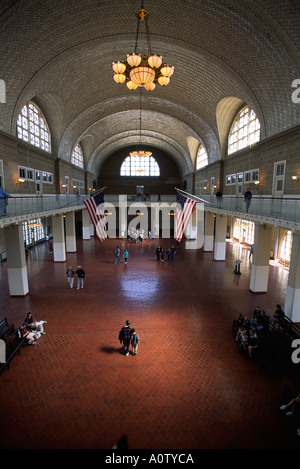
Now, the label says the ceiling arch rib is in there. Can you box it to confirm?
[87,130,192,176]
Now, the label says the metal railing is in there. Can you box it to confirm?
[1,194,300,225]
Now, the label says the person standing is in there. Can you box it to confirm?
[115,246,121,264]
[0,187,11,217]
[76,265,85,289]
[123,249,129,265]
[170,245,176,261]
[244,188,252,212]
[119,320,132,356]
[156,245,161,261]
[216,188,222,207]
[66,266,75,288]
[130,328,140,356]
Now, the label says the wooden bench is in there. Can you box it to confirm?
[0,316,14,341]
[0,329,26,375]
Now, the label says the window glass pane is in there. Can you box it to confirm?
[71,143,84,168]
[120,154,160,176]
[17,102,51,152]
[228,106,260,155]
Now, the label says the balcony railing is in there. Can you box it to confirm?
[1,194,300,226]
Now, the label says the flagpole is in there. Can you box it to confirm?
[90,186,106,197]
[175,187,212,205]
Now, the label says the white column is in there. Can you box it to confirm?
[249,223,272,292]
[4,224,29,296]
[204,212,214,252]
[214,214,227,260]
[52,215,66,262]
[65,212,76,252]
[284,232,300,322]
[82,209,91,240]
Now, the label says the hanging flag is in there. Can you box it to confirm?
[175,190,197,242]
[83,188,107,242]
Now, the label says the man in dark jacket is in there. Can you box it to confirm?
[119,320,132,356]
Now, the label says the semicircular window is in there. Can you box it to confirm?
[120,154,160,176]
[71,143,84,168]
[17,101,51,152]
[196,144,208,170]
[228,106,260,155]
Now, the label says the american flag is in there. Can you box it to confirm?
[83,189,107,242]
[175,190,197,242]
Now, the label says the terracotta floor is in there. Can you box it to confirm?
[0,235,299,450]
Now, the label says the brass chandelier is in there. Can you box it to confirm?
[112,3,174,91]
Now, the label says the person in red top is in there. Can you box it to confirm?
[20,323,38,345]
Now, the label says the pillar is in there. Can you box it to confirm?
[249,223,272,292]
[4,224,29,295]
[204,212,214,252]
[65,212,76,252]
[52,214,66,262]
[284,232,300,322]
[214,214,227,260]
[82,209,91,240]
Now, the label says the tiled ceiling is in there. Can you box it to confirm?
[1,0,299,176]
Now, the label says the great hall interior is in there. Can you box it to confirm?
[0,0,300,451]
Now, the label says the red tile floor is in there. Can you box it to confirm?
[0,235,299,450]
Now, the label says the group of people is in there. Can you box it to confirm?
[118,320,140,356]
[114,247,129,265]
[155,245,176,262]
[235,304,285,357]
[66,265,86,289]
[19,312,47,345]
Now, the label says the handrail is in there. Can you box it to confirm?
[1,194,300,227]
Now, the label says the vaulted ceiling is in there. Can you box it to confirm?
[1,0,299,177]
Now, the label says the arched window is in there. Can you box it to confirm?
[228,106,260,155]
[17,102,51,152]
[196,144,208,170]
[120,154,160,176]
[279,231,292,264]
[71,143,84,168]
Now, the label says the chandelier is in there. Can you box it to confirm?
[112,2,174,91]
[131,88,152,158]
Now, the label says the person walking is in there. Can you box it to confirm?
[66,266,75,288]
[76,265,85,289]
[119,320,132,356]
[130,328,140,356]
[123,249,129,265]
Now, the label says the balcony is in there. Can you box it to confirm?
[0,194,300,231]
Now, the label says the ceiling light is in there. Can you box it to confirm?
[112,2,174,91]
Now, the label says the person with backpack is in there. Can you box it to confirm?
[76,265,85,289]
[119,320,132,356]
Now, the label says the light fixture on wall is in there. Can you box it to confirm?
[292,175,300,182]
[130,88,152,158]
[16,177,25,184]
[112,2,174,91]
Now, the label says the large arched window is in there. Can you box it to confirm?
[17,102,51,152]
[71,143,84,168]
[228,106,260,155]
[196,144,208,170]
[120,154,160,176]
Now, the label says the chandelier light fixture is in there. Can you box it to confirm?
[112,2,174,91]
[131,88,152,158]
